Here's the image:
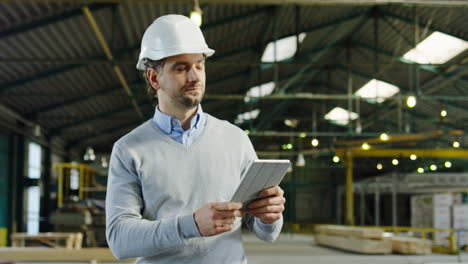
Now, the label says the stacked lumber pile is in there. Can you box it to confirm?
[11,232,83,249]
[314,225,432,254]
[391,236,432,254]
[314,225,392,254]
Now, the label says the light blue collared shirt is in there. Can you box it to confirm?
[152,105,207,146]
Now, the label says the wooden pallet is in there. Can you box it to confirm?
[314,233,392,254]
[315,225,384,239]
[0,247,134,262]
[11,232,83,249]
[391,236,432,254]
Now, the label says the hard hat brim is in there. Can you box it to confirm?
[136,46,215,70]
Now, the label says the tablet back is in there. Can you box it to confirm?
[231,159,290,209]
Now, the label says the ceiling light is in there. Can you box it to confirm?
[377,163,383,170]
[296,153,306,167]
[284,119,299,128]
[402,31,468,64]
[235,109,260,124]
[332,156,340,163]
[324,107,359,126]
[299,132,307,138]
[190,0,203,27]
[440,110,447,117]
[311,138,319,147]
[430,164,437,171]
[453,141,460,148]
[244,81,275,102]
[406,96,417,108]
[417,167,424,174]
[410,154,417,160]
[355,79,400,104]
[361,142,371,150]
[392,159,399,166]
[445,161,452,168]
[101,157,108,168]
[286,143,293,150]
[380,133,389,141]
[262,33,307,62]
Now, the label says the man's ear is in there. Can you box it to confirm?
[147,68,160,91]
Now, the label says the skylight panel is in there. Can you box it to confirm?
[235,109,260,124]
[355,79,400,103]
[244,81,275,102]
[403,31,468,64]
[324,107,358,126]
[261,33,307,62]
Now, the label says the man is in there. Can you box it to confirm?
[106,14,285,263]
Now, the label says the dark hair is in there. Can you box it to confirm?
[142,58,166,98]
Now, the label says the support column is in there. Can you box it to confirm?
[375,178,380,226]
[345,151,354,225]
[392,172,398,227]
[40,138,52,232]
[11,134,25,233]
[360,186,365,225]
[337,186,342,224]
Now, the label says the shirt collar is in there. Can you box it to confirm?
[153,105,204,133]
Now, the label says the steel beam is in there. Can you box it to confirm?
[7,0,468,6]
[335,148,468,158]
[254,12,369,131]
[82,6,144,121]
[50,100,152,136]
[382,10,467,41]
[24,80,142,117]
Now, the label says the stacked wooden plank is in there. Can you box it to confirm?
[11,232,83,249]
[314,225,432,255]
[314,225,392,254]
[391,236,432,254]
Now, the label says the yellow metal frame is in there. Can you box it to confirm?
[52,163,98,207]
[0,227,7,246]
[334,148,468,225]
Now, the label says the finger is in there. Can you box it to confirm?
[214,209,243,219]
[258,186,284,198]
[212,202,242,211]
[214,224,234,234]
[248,196,285,209]
[250,213,282,224]
[248,204,284,214]
[215,218,235,226]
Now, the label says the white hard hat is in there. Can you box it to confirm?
[136,14,215,70]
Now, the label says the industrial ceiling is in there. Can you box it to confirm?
[0,0,467,176]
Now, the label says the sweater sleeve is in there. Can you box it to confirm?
[106,144,201,260]
[239,131,283,242]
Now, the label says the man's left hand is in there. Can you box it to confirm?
[247,186,285,224]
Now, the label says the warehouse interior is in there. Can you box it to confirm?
[0,0,468,263]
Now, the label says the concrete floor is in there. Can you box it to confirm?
[12,233,468,264]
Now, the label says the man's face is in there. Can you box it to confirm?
[154,53,206,109]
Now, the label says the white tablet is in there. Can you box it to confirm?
[230,159,291,209]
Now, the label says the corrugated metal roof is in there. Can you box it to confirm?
[0,1,467,162]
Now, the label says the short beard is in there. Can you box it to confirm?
[178,95,203,108]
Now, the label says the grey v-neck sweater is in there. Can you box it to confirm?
[106,114,283,263]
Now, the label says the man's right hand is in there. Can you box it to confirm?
[194,202,243,236]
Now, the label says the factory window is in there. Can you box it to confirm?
[26,142,41,234]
